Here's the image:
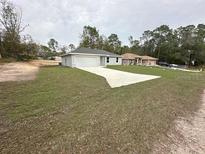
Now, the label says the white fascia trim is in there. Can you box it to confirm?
[67,53,122,57]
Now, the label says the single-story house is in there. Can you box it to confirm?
[140,55,158,66]
[122,53,158,66]
[61,47,122,67]
[121,53,142,65]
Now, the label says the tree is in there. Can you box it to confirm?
[80,25,99,49]
[38,45,52,59]
[140,30,155,55]
[77,24,205,66]
[79,26,123,53]
[140,25,180,62]
[97,35,105,50]
[108,34,121,53]
[120,45,130,54]
[128,36,141,53]
[60,46,68,54]
[0,29,3,58]
[48,38,58,52]
[100,36,110,51]
[68,43,75,51]
[19,37,38,60]
[40,45,51,53]
[152,25,172,59]
[194,24,205,65]
[176,25,198,64]
[0,0,28,59]
[139,24,205,65]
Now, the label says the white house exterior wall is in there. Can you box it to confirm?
[106,57,122,66]
[62,55,122,67]
[62,55,72,67]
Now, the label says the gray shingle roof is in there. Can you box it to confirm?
[61,47,121,57]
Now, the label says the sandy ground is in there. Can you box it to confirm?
[30,60,60,66]
[0,60,60,82]
[78,67,160,88]
[0,62,39,82]
[170,67,202,73]
[153,90,205,154]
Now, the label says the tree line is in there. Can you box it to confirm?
[0,0,75,60]
[0,0,38,60]
[0,0,205,66]
[79,25,205,66]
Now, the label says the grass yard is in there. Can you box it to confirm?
[0,65,205,153]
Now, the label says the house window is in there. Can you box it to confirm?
[116,57,119,63]
[107,57,109,63]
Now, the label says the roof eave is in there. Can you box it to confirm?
[61,52,122,57]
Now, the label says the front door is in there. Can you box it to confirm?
[100,57,105,66]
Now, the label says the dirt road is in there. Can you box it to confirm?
[153,90,205,154]
[0,62,39,82]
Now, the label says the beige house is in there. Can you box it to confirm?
[122,53,158,66]
[121,53,141,65]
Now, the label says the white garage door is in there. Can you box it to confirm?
[73,55,100,67]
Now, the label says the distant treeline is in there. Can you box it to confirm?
[0,0,205,65]
[79,25,205,66]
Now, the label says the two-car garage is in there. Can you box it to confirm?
[61,48,122,68]
[62,55,101,67]
[72,55,100,67]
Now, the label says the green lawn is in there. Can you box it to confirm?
[0,66,205,153]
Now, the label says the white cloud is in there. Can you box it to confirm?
[12,0,205,46]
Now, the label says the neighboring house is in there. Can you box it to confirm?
[61,48,122,67]
[122,53,158,66]
[54,56,61,62]
[122,53,142,65]
[140,55,158,66]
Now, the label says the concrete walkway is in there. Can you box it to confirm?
[77,67,161,88]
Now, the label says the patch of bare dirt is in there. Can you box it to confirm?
[0,62,39,82]
[30,60,60,66]
[153,90,205,154]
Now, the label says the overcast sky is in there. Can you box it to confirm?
[12,0,205,46]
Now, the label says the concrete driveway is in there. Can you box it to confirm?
[77,67,161,88]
